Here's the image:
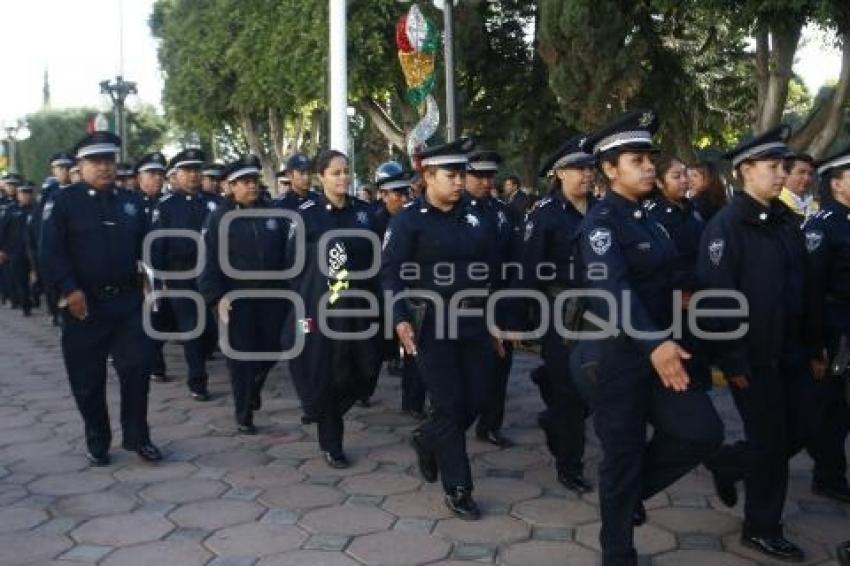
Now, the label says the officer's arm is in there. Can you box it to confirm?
[696,221,749,378]
[38,196,79,295]
[803,223,829,356]
[380,213,414,326]
[149,203,168,274]
[580,218,667,356]
[197,210,226,305]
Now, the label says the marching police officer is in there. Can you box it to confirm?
[116,162,136,191]
[372,161,424,415]
[465,150,517,448]
[150,148,219,401]
[285,149,383,468]
[135,151,170,381]
[39,131,161,465]
[201,163,225,199]
[578,111,723,565]
[274,153,316,210]
[0,183,37,315]
[0,175,22,308]
[199,155,291,434]
[382,138,498,519]
[518,135,596,492]
[802,146,850,503]
[698,125,812,561]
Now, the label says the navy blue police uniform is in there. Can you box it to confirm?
[517,136,596,492]
[199,155,292,433]
[0,175,22,307]
[0,185,37,315]
[150,148,220,400]
[285,182,383,467]
[645,193,712,389]
[273,153,318,211]
[464,150,518,448]
[697,126,813,561]
[801,147,850,502]
[381,138,497,519]
[38,131,161,465]
[578,112,723,565]
[37,154,76,324]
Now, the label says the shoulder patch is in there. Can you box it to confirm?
[588,227,612,256]
[708,238,724,266]
[41,200,54,221]
[805,230,824,253]
[298,200,315,211]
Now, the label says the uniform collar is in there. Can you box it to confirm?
[732,191,789,225]
[605,189,647,220]
[418,194,464,217]
[824,198,850,219]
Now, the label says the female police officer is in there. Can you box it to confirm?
[286,149,382,469]
[518,135,596,493]
[577,111,722,565]
[382,138,498,520]
[199,155,291,434]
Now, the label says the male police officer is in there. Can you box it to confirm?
[150,149,219,401]
[274,153,315,210]
[0,183,37,315]
[201,163,225,199]
[39,131,161,466]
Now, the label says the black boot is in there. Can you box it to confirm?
[445,487,481,520]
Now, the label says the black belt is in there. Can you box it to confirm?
[90,283,139,299]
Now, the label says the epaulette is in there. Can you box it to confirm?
[158,192,173,204]
[298,200,315,211]
[533,197,552,210]
[402,201,415,208]
[644,200,657,211]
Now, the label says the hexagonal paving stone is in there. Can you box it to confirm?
[0,484,27,506]
[223,465,305,489]
[113,462,198,483]
[575,522,676,555]
[653,550,757,566]
[785,511,850,545]
[205,522,307,557]
[721,533,828,565]
[434,515,530,545]
[381,489,454,520]
[0,438,70,461]
[102,540,211,565]
[257,550,360,566]
[300,505,394,536]
[366,443,417,466]
[141,478,228,504]
[479,447,546,471]
[500,540,598,566]
[53,491,138,517]
[0,425,54,445]
[473,477,542,505]
[194,448,271,469]
[0,531,73,564]
[511,497,598,528]
[340,472,421,497]
[8,453,88,475]
[299,456,379,478]
[260,484,346,510]
[29,471,114,496]
[649,507,740,536]
[166,435,240,456]
[169,499,263,531]
[71,512,174,546]
[0,506,48,533]
[347,530,451,564]
[266,441,326,460]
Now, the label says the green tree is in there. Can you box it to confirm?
[15,109,93,184]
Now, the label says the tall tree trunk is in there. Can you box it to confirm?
[358,96,406,153]
[268,108,284,169]
[799,36,850,158]
[755,21,803,133]
[239,111,276,189]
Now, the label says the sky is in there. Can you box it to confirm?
[0,2,844,123]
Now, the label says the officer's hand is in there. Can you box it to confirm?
[396,322,417,356]
[65,290,88,320]
[492,336,506,359]
[0,251,7,265]
[727,374,750,390]
[681,291,693,310]
[217,297,231,325]
[811,351,829,380]
[650,340,691,392]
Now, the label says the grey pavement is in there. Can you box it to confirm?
[0,306,848,565]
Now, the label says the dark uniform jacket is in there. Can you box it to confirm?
[149,189,219,284]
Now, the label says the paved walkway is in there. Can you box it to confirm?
[0,305,848,566]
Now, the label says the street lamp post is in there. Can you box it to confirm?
[99,75,137,162]
[3,120,31,173]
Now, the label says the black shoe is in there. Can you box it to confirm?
[633,502,646,526]
[812,482,850,503]
[711,469,738,508]
[410,433,438,483]
[151,373,169,383]
[86,451,111,467]
[445,487,481,520]
[477,430,513,448]
[237,423,257,435]
[740,534,804,562]
[133,443,163,462]
[191,390,210,402]
[323,451,349,469]
[837,540,850,566]
[557,470,593,494]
